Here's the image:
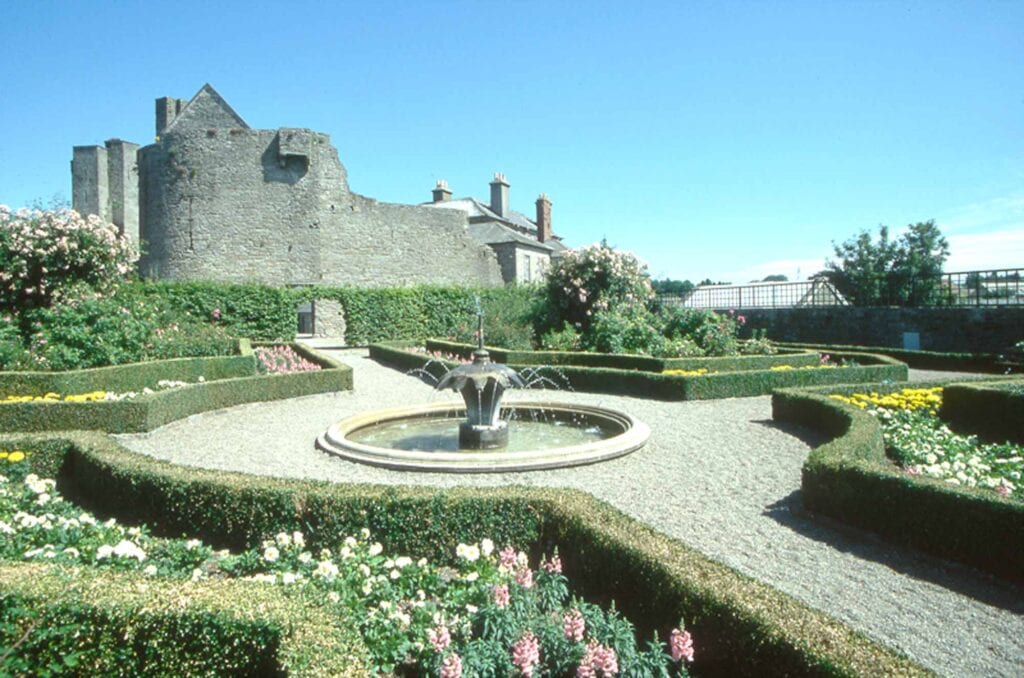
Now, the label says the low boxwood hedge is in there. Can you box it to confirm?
[0,562,371,676]
[941,379,1024,445]
[0,432,927,676]
[0,344,352,434]
[0,339,257,397]
[772,382,1024,583]
[373,342,908,400]
[778,342,1004,373]
[425,338,822,372]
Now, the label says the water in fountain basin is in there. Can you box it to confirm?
[347,408,616,453]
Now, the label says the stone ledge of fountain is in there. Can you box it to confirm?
[316,401,650,473]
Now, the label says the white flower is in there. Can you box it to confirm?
[252,573,277,584]
[0,521,13,535]
[282,572,298,585]
[292,531,305,548]
[315,560,339,579]
[390,569,401,580]
[465,604,478,614]
[143,564,158,576]
[480,538,494,557]
[35,493,50,506]
[368,542,383,556]
[263,546,280,562]
[113,539,146,562]
[362,581,373,595]
[344,536,357,548]
[299,551,313,564]
[417,558,427,567]
[340,546,352,559]
[62,547,80,559]
[360,528,371,540]
[358,564,371,577]
[191,568,204,581]
[394,556,412,568]
[95,544,114,560]
[185,539,202,550]
[465,572,479,582]
[275,532,291,548]
[327,591,341,604]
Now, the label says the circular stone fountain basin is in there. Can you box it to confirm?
[316,401,650,473]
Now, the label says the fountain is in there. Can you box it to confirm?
[316,304,650,473]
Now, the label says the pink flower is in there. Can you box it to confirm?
[493,584,510,608]
[996,485,1011,496]
[541,554,562,574]
[904,466,921,476]
[670,628,694,663]
[578,641,618,676]
[563,608,585,642]
[514,565,534,589]
[428,625,451,652]
[211,308,221,320]
[511,631,540,676]
[499,545,518,569]
[440,652,463,678]
[737,315,746,325]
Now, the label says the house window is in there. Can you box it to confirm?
[523,255,532,282]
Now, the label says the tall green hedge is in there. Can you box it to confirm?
[772,383,1024,582]
[0,432,928,677]
[127,281,299,341]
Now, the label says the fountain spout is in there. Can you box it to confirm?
[434,305,524,449]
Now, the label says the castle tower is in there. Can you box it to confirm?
[70,138,140,244]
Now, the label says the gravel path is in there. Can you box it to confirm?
[115,345,1024,677]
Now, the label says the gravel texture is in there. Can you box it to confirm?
[115,343,1024,677]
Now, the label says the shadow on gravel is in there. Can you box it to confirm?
[763,490,1024,613]
[751,419,831,448]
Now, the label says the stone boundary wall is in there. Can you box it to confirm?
[739,307,1024,353]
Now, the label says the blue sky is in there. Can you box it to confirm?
[2,0,1021,283]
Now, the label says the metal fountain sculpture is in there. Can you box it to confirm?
[434,306,525,449]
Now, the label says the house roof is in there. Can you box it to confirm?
[165,84,249,133]
[424,196,567,253]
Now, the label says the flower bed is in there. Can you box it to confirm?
[830,387,1021,497]
[0,432,927,676]
[372,342,909,401]
[0,453,693,676]
[0,343,351,434]
[772,379,1024,581]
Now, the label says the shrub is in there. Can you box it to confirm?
[0,207,135,316]
[584,307,664,355]
[539,324,583,352]
[540,243,654,337]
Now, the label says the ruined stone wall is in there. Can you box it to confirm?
[138,127,503,287]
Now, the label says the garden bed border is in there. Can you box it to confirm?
[772,380,1024,582]
[0,432,928,677]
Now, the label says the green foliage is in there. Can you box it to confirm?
[539,324,583,352]
[941,380,1024,445]
[0,207,136,316]
[651,278,695,295]
[773,383,1024,582]
[130,281,298,342]
[584,307,664,355]
[0,314,30,371]
[826,220,950,306]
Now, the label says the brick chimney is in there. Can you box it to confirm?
[432,179,452,202]
[489,173,510,218]
[535,193,552,243]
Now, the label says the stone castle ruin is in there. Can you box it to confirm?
[71,84,515,288]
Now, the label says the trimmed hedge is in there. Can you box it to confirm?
[0,563,371,676]
[779,341,1004,373]
[0,432,928,677]
[0,339,257,397]
[374,342,908,400]
[772,382,1024,583]
[128,280,299,341]
[426,338,822,372]
[0,344,352,434]
[941,379,1024,444]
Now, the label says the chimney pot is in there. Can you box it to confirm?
[432,179,452,203]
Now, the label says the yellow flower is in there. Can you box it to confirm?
[7,451,25,463]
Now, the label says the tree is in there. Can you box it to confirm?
[651,278,695,295]
[761,274,789,282]
[826,220,949,306]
